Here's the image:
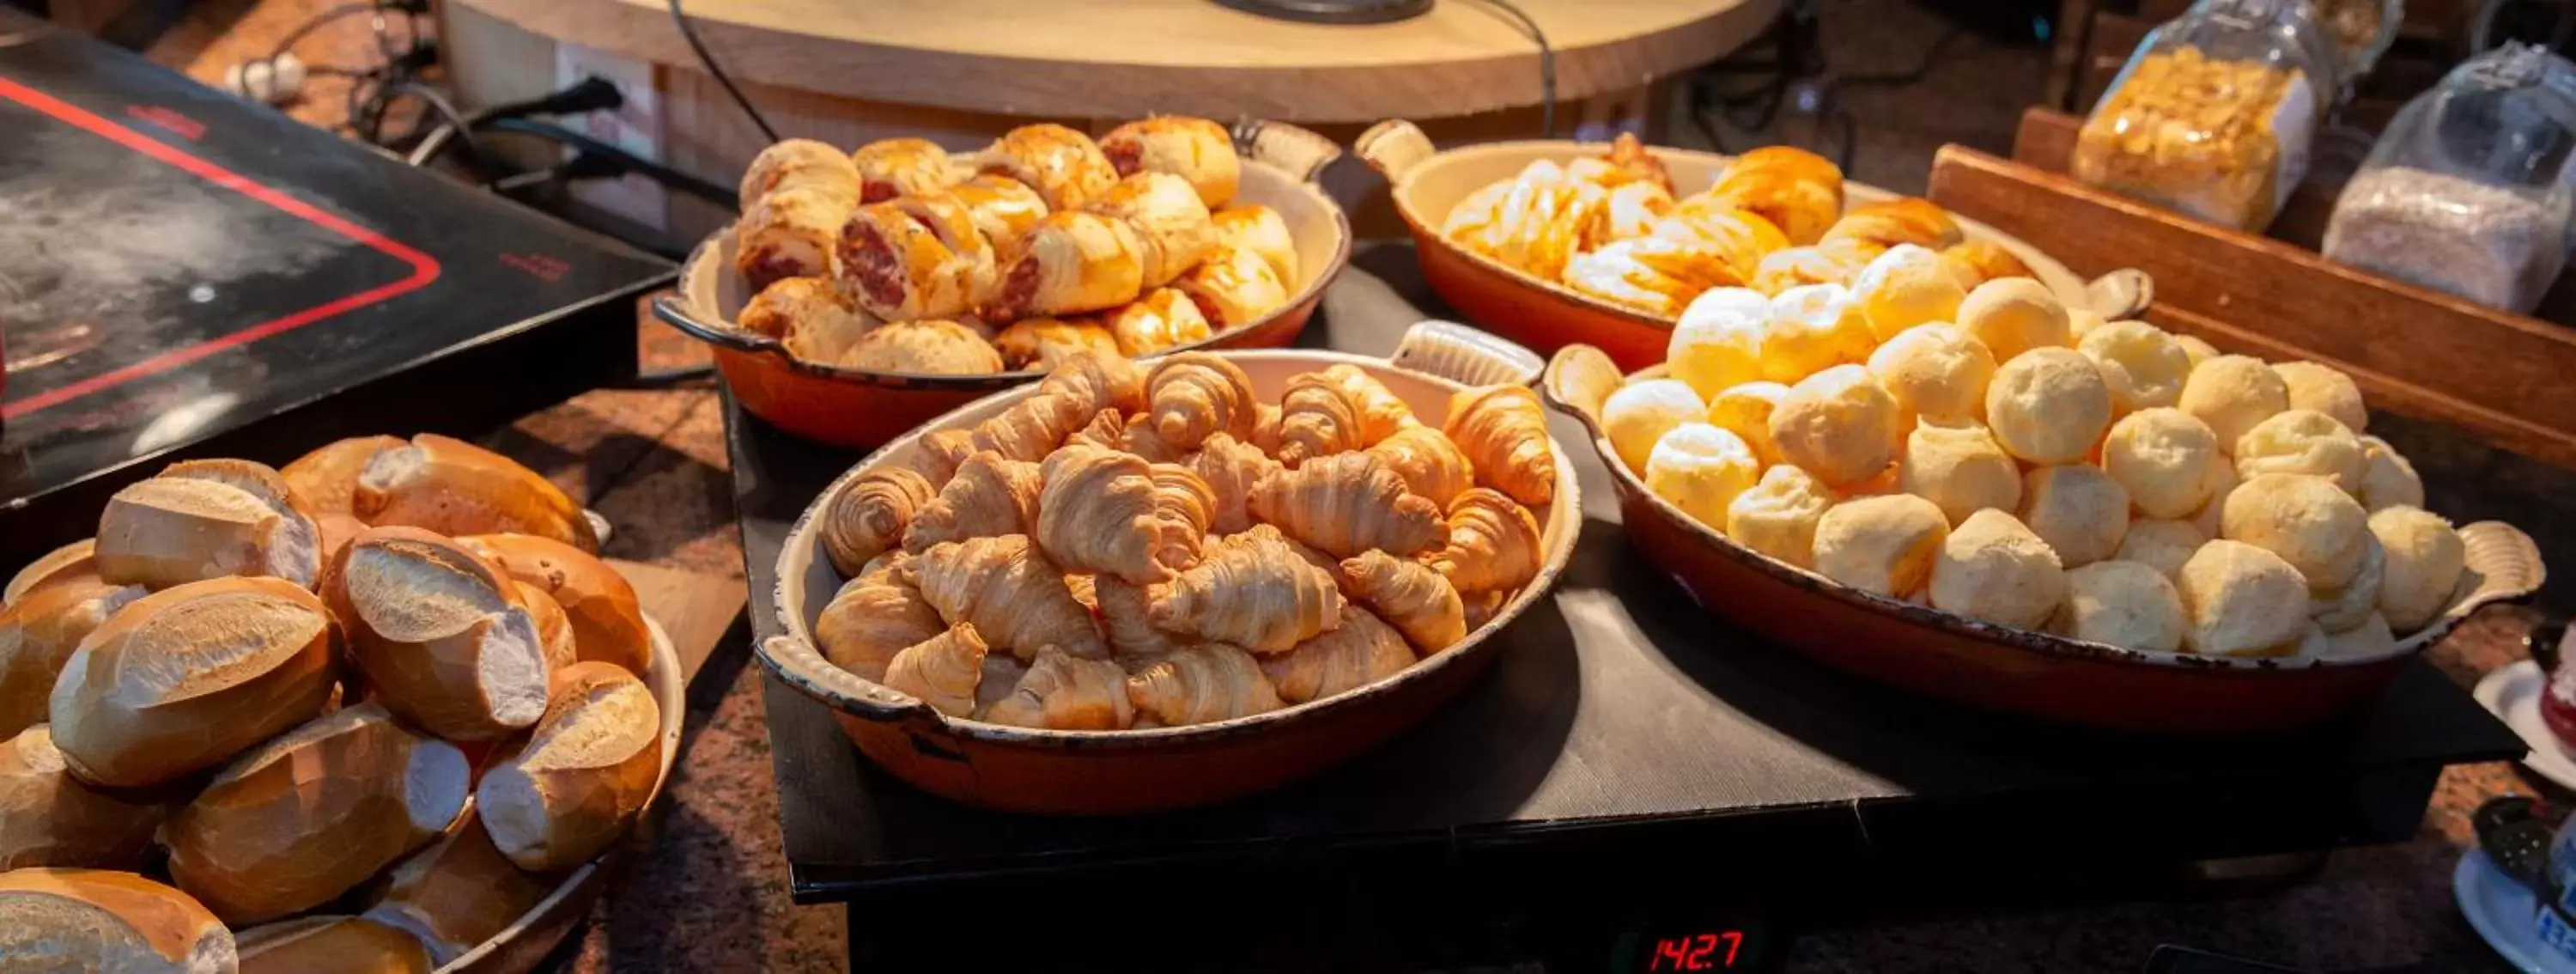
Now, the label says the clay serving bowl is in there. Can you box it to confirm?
[1541,343,2545,734]
[655,120,1354,448]
[758,322,1581,814]
[1358,119,2147,372]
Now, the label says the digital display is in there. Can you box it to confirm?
[1647,931,1743,970]
[1609,922,1771,972]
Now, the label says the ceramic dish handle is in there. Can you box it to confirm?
[1534,344,1622,443]
[1388,320,1544,388]
[756,634,940,724]
[2089,268,2154,320]
[1235,119,1341,184]
[652,293,780,356]
[1354,119,1435,181]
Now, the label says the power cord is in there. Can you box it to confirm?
[1470,0,1557,137]
[667,0,779,142]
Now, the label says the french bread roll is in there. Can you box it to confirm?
[4,538,98,607]
[97,460,323,590]
[280,435,405,515]
[477,661,662,872]
[1,725,167,871]
[0,867,234,973]
[325,527,551,742]
[354,435,598,551]
[165,703,470,924]
[235,915,433,974]
[459,533,651,676]
[1,576,146,739]
[49,576,338,788]
[517,581,580,676]
[362,807,550,966]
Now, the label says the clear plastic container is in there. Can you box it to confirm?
[2310,0,2402,80]
[2322,42,2576,313]
[2073,0,2343,231]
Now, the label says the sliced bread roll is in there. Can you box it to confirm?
[362,807,550,965]
[96,460,323,591]
[165,703,470,924]
[0,725,168,871]
[280,435,405,515]
[459,533,651,675]
[235,914,432,974]
[354,435,598,552]
[0,868,234,973]
[518,581,580,679]
[4,538,98,607]
[325,527,551,742]
[477,661,662,872]
[1,576,146,739]
[48,576,338,788]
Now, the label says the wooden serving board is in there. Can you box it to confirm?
[610,559,745,685]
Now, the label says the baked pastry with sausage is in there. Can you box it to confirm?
[1099,116,1241,209]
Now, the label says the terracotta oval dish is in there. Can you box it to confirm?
[1541,344,2545,734]
[761,323,1580,814]
[659,122,1353,448]
[1358,119,2143,371]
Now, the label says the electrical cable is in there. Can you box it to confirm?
[667,0,779,142]
[480,117,741,207]
[1469,0,1556,137]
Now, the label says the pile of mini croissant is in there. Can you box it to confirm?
[731,118,1301,375]
[811,350,1559,729]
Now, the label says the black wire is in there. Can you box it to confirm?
[667,0,778,142]
[1471,0,1556,137]
[481,117,741,207]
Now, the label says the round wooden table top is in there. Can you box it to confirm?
[452,0,1779,121]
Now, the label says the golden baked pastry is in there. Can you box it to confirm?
[735,186,849,293]
[1704,381,1789,467]
[741,138,860,211]
[1247,453,1448,559]
[1172,244,1291,328]
[1093,172,1218,289]
[1147,352,1260,452]
[1036,446,1194,584]
[1928,509,2065,629]
[1899,421,2021,526]
[1098,116,1240,209]
[2172,333,2221,368]
[1954,277,2070,363]
[849,137,957,203]
[1444,385,1558,506]
[987,211,1147,320]
[1650,201,1788,282]
[1444,160,1606,281]
[2019,465,2131,569]
[1811,494,1949,597]
[2176,539,2311,657]
[1258,609,1411,705]
[1821,196,1962,251]
[1984,348,2112,466]
[2078,321,2194,416]
[1428,488,1543,594]
[1665,294,1769,399]
[1561,237,1738,317]
[2099,407,2223,519]
[1129,644,1285,725]
[2271,361,2367,434]
[2354,435,2424,512]
[1763,283,1877,384]
[913,535,1107,660]
[1366,425,1474,510]
[981,647,1132,729]
[1940,239,2034,291]
[1769,365,1903,487]
[738,277,877,366]
[2220,472,2370,590]
[2178,355,2290,451]
[821,468,938,576]
[1148,530,1345,654]
[994,318,1120,370]
[1340,550,1467,654]
[1703,144,1844,245]
[1752,238,1886,295]
[1603,180,1676,240]
[945,174,1050,247]
[836,195,994,322]
[2113,518,2208,581]
[883,624,987,717]
[2233,409,2365,490]
[1865,324,1996,424]
[1728,466,1833,569]
[2058,560,2186,652]
[1104,288,1214,357]
[1602,379,1707,474]
[980,123,1118,211]
[1211,204,1298,285]
[2368,505,2465,631]
[1643,423,1761,530]
[1851,245,1966,342]
[1275,366,1414,468]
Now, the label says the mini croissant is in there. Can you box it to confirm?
[1063,408,1126,454]
[1094,575,1186,660]
[1245,453,1449,558]
[1366,424,1475,508]
[1340,550,1467,653]
[969,393,1087,464]
[1126,644,1284,726]
[1149,531,1346,654]
[1035,350,1147,421]
[1147,352,1260,452]
[813,555,947,681]
[1250,402,1285,457]
[1036,446,1187,584]
[1188,433,1282,535]
[1444,385,1558,506]
[914,535,1107,660]
[1327,366,1416,444]
[1276,372,1366,468]
[1261,606,1414,704]
[820,468,937,576]
[882,624,988,716]
[1431,488,1545,594]
[916,429,976,486]
[979,646,1133,729]
[1149,463,1215,572]
[902,453,1043,553]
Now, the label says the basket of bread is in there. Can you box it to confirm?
[1357,119,2142,373]
[1540,272,2543,733]
[758,325,1576,813]
[656,117,1352,447]
[0,435,682,972]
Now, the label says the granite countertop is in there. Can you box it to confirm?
[120,4,2563,971]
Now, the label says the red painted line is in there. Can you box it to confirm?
[0,75,443,420]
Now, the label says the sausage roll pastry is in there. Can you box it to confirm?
[838,320,1004,374]
[737,277,881,364]
[947,174,1050,249]
[1652,201,1788,281]
[1098,116,1242,209]
[988,211,1147,320]
[993,317,1121,369]
[740,138,860,210]
[1820,197,1963,251]
[1751,238,1887,295]
[836,195,993,321]
[1092,172,1217,289]
[1940,239,2035,290]
[980,123,1119,211]
[1561,238,1739,317]
[736,186,852,293]
[1105,288,1214,356]
[849,137,958,203]
[1171,245,1290,329]
[1704,145,1844,246]
[1211,205,1298,285]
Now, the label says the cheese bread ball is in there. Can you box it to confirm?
[2114,518,2207,581]
[1812,494,1950,597]
[1667,301,1767,401]
[2221,472,2370,590]
[2323,612,2398,660]
[2099,407,2222,519]
[1955,277,2070,363]
[2173,333,2220,368]
[2058,560,2186,652]
[2176,539,2312,657]
[1603,379,1707,474]
[2078,321,2193,416]
[1836,465,1904,500]
[1645,423,1763,531]
[2067,307,2107,341]
[2309,533,2384,633]
[2178,355,2290,451]
[2019,465,2131,568]
[2293,621,2332,658]
[1899,422,2020,525]
[2272,361,2368,434]
[1928,509,2066,629]
[1866,324,1996,425]
[1985,348,2113,466]
[1771,365,1904,487]
[1706,381,1790,466]
[2189,460,2238,539]
[2233,409,2365,491]
[1728,465,1834,569]
[1852,245,1967,342]
[2354,435,2425,512]
[2369,506,2466,631]
[1763,283,1877,384]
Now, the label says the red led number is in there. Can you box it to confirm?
[1648,931,1745,971]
